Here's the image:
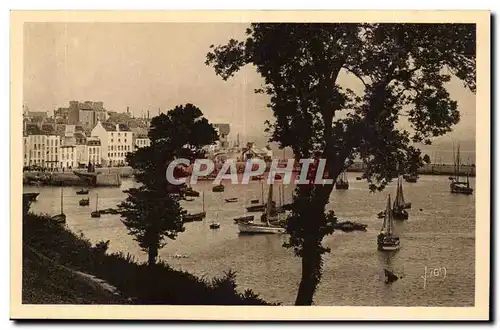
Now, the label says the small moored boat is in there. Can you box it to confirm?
[225,197,238,203]
[334,221,367,232]
[79,198,90,206]
[210,222,220,229]
[212,184,224,193]
[51,187,66,224]
[184,191,206,222]
[233,215,254,224]
[91,194,101,218]
[335,171,349,190]
[184,187,200,197]
[76,188,89,195]
[246,204,267,212]
[183,212,206,222]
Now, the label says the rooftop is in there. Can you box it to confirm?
[101,122,131,132]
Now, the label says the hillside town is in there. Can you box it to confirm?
[22,101,273,171]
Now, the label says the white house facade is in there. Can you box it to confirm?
[91,121,133,166]
[59,145,77,169]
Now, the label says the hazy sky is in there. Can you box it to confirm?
[23,22,476,148]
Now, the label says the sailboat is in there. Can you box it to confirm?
[450,143,473,195]
[392,176,409,220]
[246,181,267,212]
[335,171,349,190]
[91,194,101,218]
[210,190,221,229]
[51,187,66,224]
[183,191,206,222]
[377,195,401,251]
[238,183,286,234]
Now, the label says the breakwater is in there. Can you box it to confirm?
[346,162,475,177]
[23,169,122,187]
[22,162,475,188]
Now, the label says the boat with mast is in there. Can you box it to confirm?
[392,176,409,220]
[51,186,66,224]
[450,143,473,195]
[377,194,401,251]
[210,189,222,229]
[335,171,349,190]
[238,183,286,234]
[183,191,206,222]
[246,181,267,212]
[91,194,101,218]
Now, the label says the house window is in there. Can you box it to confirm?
[111,139,114,143]
[118,133,121,136]
[125,139,127,143]
[118,139,121,143]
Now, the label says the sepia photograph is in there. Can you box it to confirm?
[10,10,490,320]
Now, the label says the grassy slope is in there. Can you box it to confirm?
[22,211,274,305]
[22,245,125,304]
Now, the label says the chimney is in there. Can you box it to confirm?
[116,124,120,132]
[127,106,130,114]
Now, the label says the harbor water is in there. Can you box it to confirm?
[24,173,475,306]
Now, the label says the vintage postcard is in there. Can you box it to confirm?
[10,10,490,320]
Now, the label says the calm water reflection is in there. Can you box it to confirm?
[24,173,475,306]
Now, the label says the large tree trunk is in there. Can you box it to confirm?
[293,182,336,306]
[293,154,346,305]
[295,243,323,305]
[148,246,158,266]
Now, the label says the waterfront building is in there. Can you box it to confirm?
[91,121,133,166]
[134,135,151,149]
[86,137,102,165]
[24,125,61,169]
[59,145,77,169]
[23,136,29,167]
[74,131,88,168]
[45,135,61,169]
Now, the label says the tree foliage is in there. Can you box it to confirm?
[206,23,476,305]
[118,104,218,265]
